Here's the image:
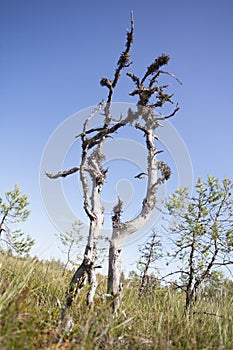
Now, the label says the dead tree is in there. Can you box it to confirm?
[104,26,181,309]
[46,14,135,326]
[107,107,175,309]
[46,12,181,321]
[47,101,108,328]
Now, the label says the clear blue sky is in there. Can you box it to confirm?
[1,1,233,272]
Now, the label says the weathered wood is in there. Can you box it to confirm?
[46,13,181,328]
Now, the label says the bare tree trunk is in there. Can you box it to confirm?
[139,259,150,297]
[62,243,72,277]
[185,285,195,311]
[107,234,123,310]
[185,239,219,311]
[60,141,106,327]
[46,13,181,323]
[107,119,170,310]
[60,206,104,330]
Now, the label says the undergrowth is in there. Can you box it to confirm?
[0,252,232,349]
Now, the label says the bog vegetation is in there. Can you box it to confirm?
[0,251,233,349]
[1,14,233,349]
[1,176,233,348]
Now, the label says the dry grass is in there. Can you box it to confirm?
[0,252,233,349]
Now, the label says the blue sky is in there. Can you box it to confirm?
[1,1,233,273]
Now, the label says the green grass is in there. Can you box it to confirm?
[0,252,233,349]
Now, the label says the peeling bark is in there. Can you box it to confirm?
[46,13,181,325]
[107,108,173,309]
[108,237,123,310]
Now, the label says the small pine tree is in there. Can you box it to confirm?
[138,229,162,296]
[166,175,233,309]
[56,220,84,275]
[0,184,34,256]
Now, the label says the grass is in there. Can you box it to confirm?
[0,252,233,349]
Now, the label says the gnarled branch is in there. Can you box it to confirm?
[45,166,80,179]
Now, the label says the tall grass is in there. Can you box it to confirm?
[0,252,232,349]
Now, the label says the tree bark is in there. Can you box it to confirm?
[107,118,168,310]
[107,234,123,310]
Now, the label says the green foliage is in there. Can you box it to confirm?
[0,252,233,349]
[10,230,35,256]
[56,220,84,275]
[0,185,34,256]
[165,175,233,308]
[0,184,30,223]
[138,230,162,268]
[138,229,162,295]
